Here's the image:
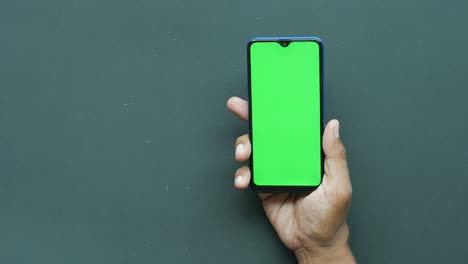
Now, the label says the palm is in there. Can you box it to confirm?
[260,175,343,251]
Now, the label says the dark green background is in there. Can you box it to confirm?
[1,0,467,263]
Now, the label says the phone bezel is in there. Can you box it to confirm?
[247,36,325,193]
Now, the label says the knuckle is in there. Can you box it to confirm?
[337,147,347,159]
[328,147,347,160]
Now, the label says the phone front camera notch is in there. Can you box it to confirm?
[278,40,291,47]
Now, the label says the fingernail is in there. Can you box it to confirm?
[235,175,244,186]
[334,120,340,138]
[236,143,244,156]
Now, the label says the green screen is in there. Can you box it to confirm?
[250,40,322,186]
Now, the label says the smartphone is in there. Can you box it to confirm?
[247,36,324,193]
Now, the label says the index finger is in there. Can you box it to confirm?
[226,96,249,122]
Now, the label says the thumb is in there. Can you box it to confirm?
[322,119,352,207]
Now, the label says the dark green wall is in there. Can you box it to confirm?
[1,0,467,263]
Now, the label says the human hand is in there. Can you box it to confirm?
[227,96,356,264]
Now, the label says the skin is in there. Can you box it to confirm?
[227,96,356,263]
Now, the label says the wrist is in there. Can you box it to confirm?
[295,244,355,264]
[294,224,356,264]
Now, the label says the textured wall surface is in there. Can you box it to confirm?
[1,0,467,263]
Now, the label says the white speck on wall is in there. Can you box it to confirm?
[165,186,169,191]
[146,140,151,143]
[185,186,190,190]
[122,97,134,109]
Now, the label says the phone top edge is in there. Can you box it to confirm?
[248,36,324,45]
